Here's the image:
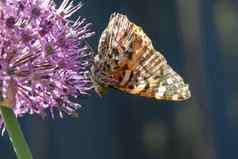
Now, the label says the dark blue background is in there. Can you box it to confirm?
[1,0,237,159]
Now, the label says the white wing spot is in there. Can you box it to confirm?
[94,55,100,62]
[172,95,179,100]
[137,82,146,89]
[156,92,164,98]
[158,86,166,93]
[167,78,173,85]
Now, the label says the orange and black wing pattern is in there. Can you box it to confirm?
[91,13,191,101]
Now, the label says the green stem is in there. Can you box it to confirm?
[0,106,33,159]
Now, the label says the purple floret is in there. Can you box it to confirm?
[0,0,94,125]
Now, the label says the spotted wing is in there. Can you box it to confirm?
[92,13,191,101]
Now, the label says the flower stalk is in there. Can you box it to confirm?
[0,106,33,159]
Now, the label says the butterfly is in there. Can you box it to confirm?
[90,13,191,101]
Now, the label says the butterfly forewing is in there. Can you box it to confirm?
[91,13,191,101]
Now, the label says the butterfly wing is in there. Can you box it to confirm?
[92,13,191,101]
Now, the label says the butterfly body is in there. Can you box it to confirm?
[91,13,191,101]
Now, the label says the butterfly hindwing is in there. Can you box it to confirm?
[91,13,191,101]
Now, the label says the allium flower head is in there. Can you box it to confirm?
[0,0,94,123]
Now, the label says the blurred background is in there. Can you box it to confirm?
[1,0,238,159]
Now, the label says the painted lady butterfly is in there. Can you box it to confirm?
[91,13,191,101]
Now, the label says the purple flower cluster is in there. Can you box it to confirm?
[0,0,94,123]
